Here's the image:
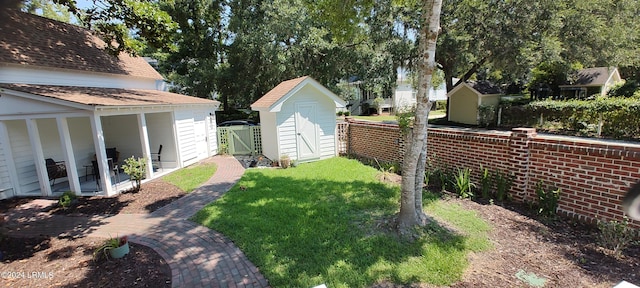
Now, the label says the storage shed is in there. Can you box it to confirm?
[447,81,502,125]
[251,76,345,164]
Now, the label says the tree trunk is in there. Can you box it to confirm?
[397,0,443,236]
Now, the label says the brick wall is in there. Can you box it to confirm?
[342,119,640,228]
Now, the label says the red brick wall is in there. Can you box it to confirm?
[344,120,640,228]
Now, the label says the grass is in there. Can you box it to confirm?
[192,157,491,287]
[350,110,446,123]
[161,162,217,193]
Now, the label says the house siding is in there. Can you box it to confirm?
[0,125,13,199]
[6,120,40,195]
[0,66,160,90]
[175,110,198,166]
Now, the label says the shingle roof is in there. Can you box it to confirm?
[0,84,219,107]
[470,81,502,95]
[572,67,612,86]
[251,76,309,109]
[0,9,163,79]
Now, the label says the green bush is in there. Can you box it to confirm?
[493,170,513,202]
[597,217,638,257]
[58,191,77,208]
[452,168,474,198]
[535,181,560,218]
[122,156,147,192]
[499,97,640,139]
[480,167,492,199]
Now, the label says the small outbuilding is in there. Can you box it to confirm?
[251,76,345,164]
[447,81,502,125]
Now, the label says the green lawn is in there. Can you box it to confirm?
[350,109,446,123]
[162,162,217,193]
[192,157,490,287]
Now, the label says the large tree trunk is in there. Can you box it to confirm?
[397,0,443,236]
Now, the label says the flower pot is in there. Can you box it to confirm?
[280,158,291,168]
[109,242,130,259]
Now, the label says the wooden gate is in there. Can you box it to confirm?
[217,126,262,155]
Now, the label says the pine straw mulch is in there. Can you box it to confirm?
[0,178,185,288]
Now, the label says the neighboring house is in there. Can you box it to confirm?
[251,76,345,164]
[559,67,623,99]
[393,75,451,111]
[447,81,502,125]
[0,10,220,199]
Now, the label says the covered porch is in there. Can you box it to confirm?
[0,112,178,198]
[0,84,219,200]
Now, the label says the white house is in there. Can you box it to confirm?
[251,76,345,164]
[0,10,220,198]
[559,67,623,99]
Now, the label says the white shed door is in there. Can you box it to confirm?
[295,102,319,161]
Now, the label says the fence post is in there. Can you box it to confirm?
[509,128,537,202]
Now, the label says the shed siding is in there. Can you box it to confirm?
[175,110,197,166]
[449,85,479,125]
[277,85,337,161]
[259,112,279,161]
[6,120,40,195]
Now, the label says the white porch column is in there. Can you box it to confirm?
[57,117,81,195]
[171,111,182,168]
[0,121,19,197]
[25,118,51,196]
[89,115,114,196]
[137,113,153,179]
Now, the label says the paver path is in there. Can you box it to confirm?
[4,155,270,288]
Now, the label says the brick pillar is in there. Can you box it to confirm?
[509,128,537,202]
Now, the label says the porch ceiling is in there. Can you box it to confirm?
[0,84,219,108]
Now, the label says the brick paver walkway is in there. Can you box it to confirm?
[4,155,269,288]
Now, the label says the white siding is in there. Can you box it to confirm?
[145,112,177,168]
[6,120,40,195]
[0,125,13,199]
[276,84,337,162]
[259,112,279,161]
[0,66,160,90]
[0,93,76,117]
[175,110,198,166]
[207,113,218,155]
[194,111,208,160]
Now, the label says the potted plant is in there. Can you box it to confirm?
[280,154,291,168]
[94,235,129,260]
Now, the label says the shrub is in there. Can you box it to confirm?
[535,181,560,218]
[499,97,640,140]
[337,111,344,116]
[597,217,637,257]
[480,167,492,199]
[478,105,497,127]
[452,168,475,199]
[58,191,77,208]
[122,156,147,192]
[493,170,513,202]
[218,143,228,155]
[343,111,351,116]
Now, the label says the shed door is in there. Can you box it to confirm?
[295,102,319,161]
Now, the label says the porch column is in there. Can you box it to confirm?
[89,115,114,196]
[25,118,51,196]
[0,121,20,197]
[171,111,182,168]
[57,117,81,195]
[137,113,153,179]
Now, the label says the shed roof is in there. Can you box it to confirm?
[251,76,309,109]
[251,76,345,112]
[0,84,219,108]
[0,9,163,80]
[570,67,617,86]
[447,81,502,97]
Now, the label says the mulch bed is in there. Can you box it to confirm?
[0,178,184,287]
